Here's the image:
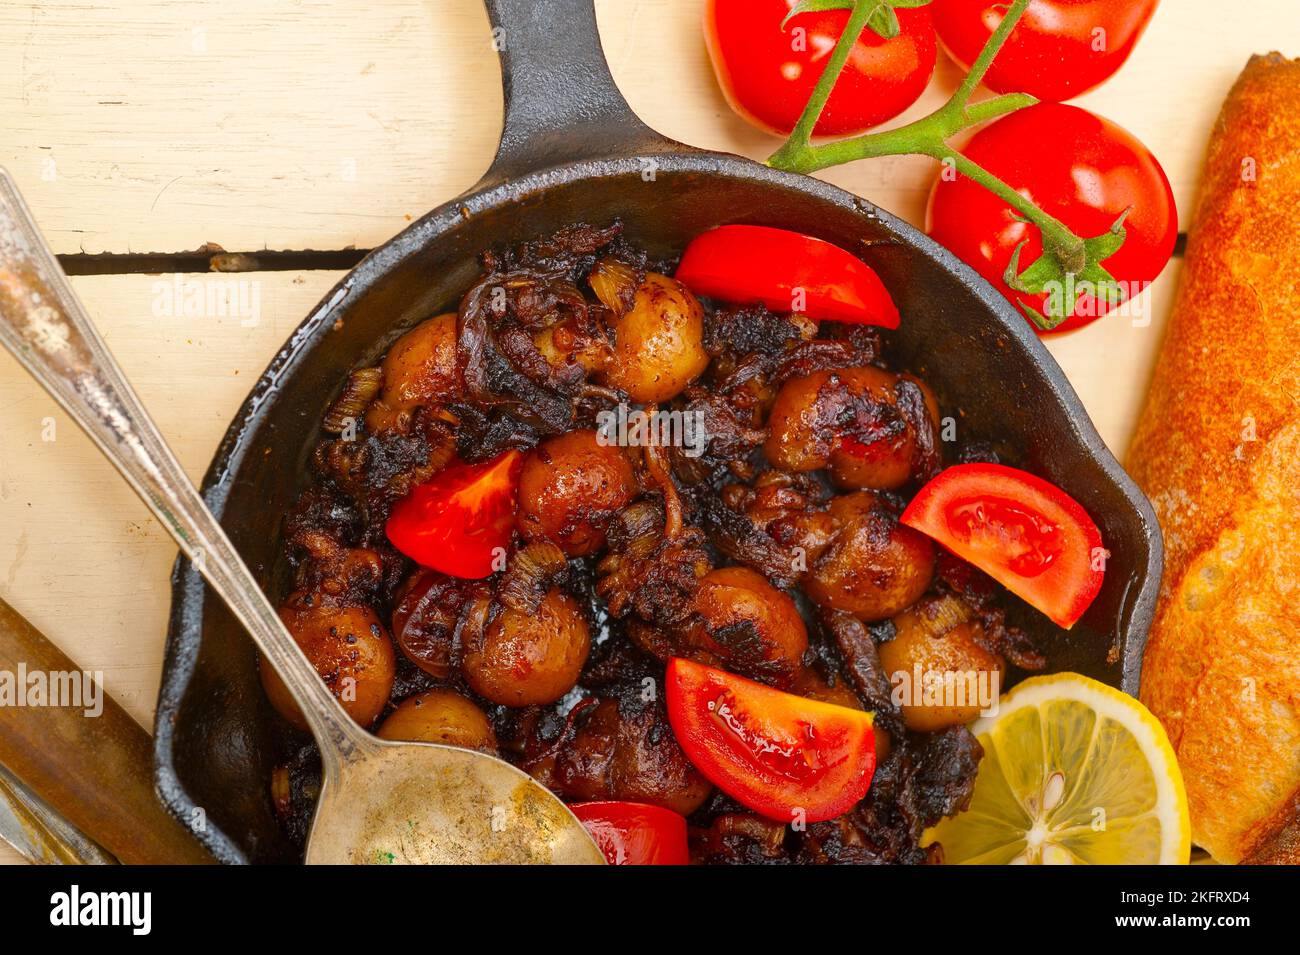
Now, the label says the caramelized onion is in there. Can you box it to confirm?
[599,500,665,568]
[589,257,640,315]
[453,591,493,662]
[270,765,291,819]
[909,594,977,641]
[323,367,383,433]
[498,541,569,614]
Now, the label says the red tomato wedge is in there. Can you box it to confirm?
[568,802,690,866]
[385,449,523,580]
[665,658,877,823]
[900,463,1105,628]
[674,225,900,328]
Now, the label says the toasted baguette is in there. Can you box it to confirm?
[1127,54,1300,864]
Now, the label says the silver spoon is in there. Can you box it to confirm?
[0,169,603,865]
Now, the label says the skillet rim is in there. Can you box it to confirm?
[154,149,1164,864]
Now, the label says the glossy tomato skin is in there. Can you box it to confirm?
[900,463,1105,629]
[926,103,1176,334]
[665,658,877,823]
[385,450,523,579]
[705,0,937,136]
[569,802,690,866]
[933,0,1159,102]
[675,225,900,327]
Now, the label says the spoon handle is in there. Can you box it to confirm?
[0,168,365,761]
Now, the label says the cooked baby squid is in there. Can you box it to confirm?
[461,587,591,706]
[516,428,638,557]
[780,491,935,621]
[765,366,940,490]
[376,688,498,752]
[626,564,808,688]
[590,259,710,403]
[260,590,396,730]
[877,597,1006,732]
[684,566,808,688]
[525,697,712,816]
[365,312,461,433]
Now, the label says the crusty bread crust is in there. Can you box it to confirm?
[1127,54,1300,865]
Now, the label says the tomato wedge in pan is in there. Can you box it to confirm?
[385,449,523,580]
[568,801,690,866]
[665,658,877,823]
[674,225,900,328]
[900,463,1105,629]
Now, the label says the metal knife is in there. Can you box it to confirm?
[0,762,116,864]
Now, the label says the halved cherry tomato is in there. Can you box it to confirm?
[665,657,877,823]
[675,225,900,328]
[705,0,938,136]
[933,0,1159,103]
[385,449,523,579]
[926,103,1176,334]
[900,463,1104,628]
[568,802,690,866]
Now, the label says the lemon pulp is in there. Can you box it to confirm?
[924,673,1190,865]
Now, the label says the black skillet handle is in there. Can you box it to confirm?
[479,0,681,183]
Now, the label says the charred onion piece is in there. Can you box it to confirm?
[597,501,711,628]
[498,541,569,614]
[695,493,797,589]
[323,367,383,434]
[589,257,642,315]
[462,587,591,706]
[516,429,638,557]
[822,609,904,738]
[642,420,684,540]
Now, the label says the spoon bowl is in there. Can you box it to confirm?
[307,738,604,865]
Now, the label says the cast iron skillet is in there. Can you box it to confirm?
[155,0,1163,863]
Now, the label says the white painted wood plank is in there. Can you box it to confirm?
[0,0,502,255]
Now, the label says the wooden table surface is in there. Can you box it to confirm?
[0,0,1295,864]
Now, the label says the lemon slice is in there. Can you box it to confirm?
[923,673,1190,865]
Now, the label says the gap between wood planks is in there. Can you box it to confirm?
[57,247,369,276]
[55,235,1189,277]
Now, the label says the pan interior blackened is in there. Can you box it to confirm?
[156,155,1161,864]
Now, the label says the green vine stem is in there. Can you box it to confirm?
[767,0,1106,326]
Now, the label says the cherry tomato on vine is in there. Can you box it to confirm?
[926,103,1176,334]
[704,0,938,137]
[900,463,1105,629]
[932,0,1160,102]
